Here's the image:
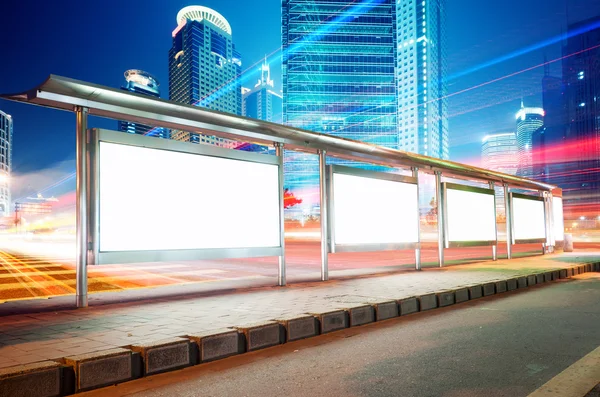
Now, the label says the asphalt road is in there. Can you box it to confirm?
[81,274,600,397]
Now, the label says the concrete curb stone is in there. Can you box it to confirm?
[0,361,62,397]
[506,278,518,291]
[130,337,191,376]
[372,301,399,321]
[348,305,375,327]
[63,348,132,392]
[536,274,545,284]
[275,315,318,342]
[527,274,537,286]
[436,291,455,307]
[418,294,438,311]
[235,321,283,352]
[483,283,496,296]
[517,277,528,288]
[312,310,348,334]
[468,285,483,299]
[187,329,241,363]
[544,272,552,283]
[559,269,567,279]
[454,288,469,303]
[399,297,419,315]
[495,280,507,293]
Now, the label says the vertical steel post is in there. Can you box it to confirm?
[75,107,89,308]
[547,192,555,253]
[435,171,444,267]
[274,143,286,286]
[489,181,498,261]
[504,184,512,259]
[413,167,421,270]
[318,150,329,281]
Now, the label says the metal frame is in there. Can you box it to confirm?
[319,150,328,281]
[88,129,284,265]
[441,182,498,249]
[326,165,419,253]
[2,75,558,191]
[509,192,547,245]
[0,75,568,308]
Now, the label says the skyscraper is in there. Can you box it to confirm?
[396,0,448,159]
[169,5,242,145]
[560,16,600,215]
[243,57,283,123]
[281,0,398,194]
[281,0,448,197]
[516,102,544,178]
[481,132,518,175]
[0,111,12,216]
[118,70,167,138]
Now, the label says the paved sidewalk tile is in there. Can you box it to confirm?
[0,253,597,369]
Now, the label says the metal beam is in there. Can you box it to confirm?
[489,181,498,261]
[1,75,556,192]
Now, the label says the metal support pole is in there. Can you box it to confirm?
[275,143,286,286]
[318,150,329,281]
[413,167,421,270]
[75,107,89,308]
[547,193,555,253]
[489,181,498,261]
[435,171,444,267]
[504,184,512,260]
[541,191,553,254]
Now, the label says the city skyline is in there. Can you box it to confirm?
[0,0,598,178]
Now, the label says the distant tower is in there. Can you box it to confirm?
[242,56,283,123]
[118,70,167,138]
[168,5,242,147]
[481,132,518,175]
[0,111,11,216]
[516,101,544,178]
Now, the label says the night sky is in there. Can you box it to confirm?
[0,0,597,181]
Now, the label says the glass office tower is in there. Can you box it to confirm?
[396,0,448,160]
[169,6,242,145]
[117,70,167,138]
[516,102,544,178]
[0,111,11,216]
[282,0,398,197]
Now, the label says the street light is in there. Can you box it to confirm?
[580,216,586,220]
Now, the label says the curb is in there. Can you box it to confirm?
[1,262,598,396]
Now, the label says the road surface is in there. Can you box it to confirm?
[82,274,600,397]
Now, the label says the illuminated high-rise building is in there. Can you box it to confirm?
[281,0,448,198]
[396,0,449,159]
[168,5,242,145]
[118,70,167,138]
[516,102,544,178]
[0,111,12,216]
[243,57,283,123]
[481,132,518,175]
[282,0,399,194]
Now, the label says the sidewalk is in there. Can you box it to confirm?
[0,252,599,395]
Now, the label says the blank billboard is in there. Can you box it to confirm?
[512,195,546,242]
[98,141,281,253]
[444,184,496,246]
[331,170,419,249]
[553,196,564,242]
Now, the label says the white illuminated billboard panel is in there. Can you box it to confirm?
[553,197,565,242]
[512,196,546,241]
[445,187,496,244]
[332,172,419,246]
[99,142,281,252]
